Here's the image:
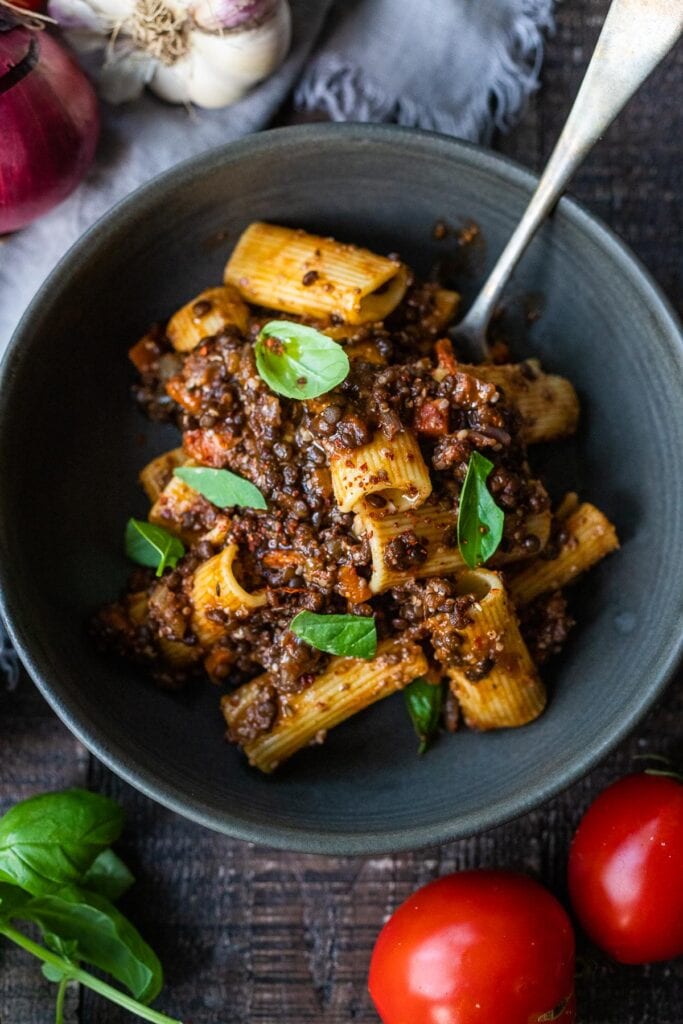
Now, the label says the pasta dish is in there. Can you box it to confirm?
[96,222,619,773]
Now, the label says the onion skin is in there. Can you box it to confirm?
[0,23,99,233]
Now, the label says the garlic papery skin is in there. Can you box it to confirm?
[48,0,135,33]
[151,0,290,107]
[47,0,291,108]
[190,0,280,33]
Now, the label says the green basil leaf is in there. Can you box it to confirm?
[80,849,134,903]
[404,678,444,755]
[125,519,185,577]
[40,934,79,982]
[173,466,267,511]
[290,612,377,659]
[0,881,30,919]
[42,962,67,982]
[457,451,505,568]
[0,790,124,896]
[255,320,350,399]
[43,933,79,962]
[19,885,163,1004]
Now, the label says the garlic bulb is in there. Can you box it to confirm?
[47,0,291,108]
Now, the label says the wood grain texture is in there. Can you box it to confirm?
[1,1,681,1020]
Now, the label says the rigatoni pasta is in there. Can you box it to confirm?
[125,591,201,672]
[446,570,546,730]
[96,220,620,774]
[224,222,408,324]
[192,544,267,647]
[222,638,428,773]
[508,503,619,606]
[166,285,249,353]
[428,288,460,332]
[353,500,552,594]
[330,428,432,513]
[139,447,187,503]
[465,360,580,443]
[148,474,209,545]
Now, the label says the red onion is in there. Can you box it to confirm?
[0,16,99,233]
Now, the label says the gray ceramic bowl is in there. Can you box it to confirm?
[1,125,682,854]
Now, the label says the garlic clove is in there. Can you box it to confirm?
[153,46,245,108]
[48,0,135,32]
[190,0,279,33]
[150,1,290,109]
[192,2,290,76]
[149,55,193,104]
[100,50,158,103]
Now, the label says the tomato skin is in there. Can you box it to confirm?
[568,773,683,964]
[368,870,575,1024]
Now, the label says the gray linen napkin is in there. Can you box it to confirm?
[0,0,554,685]
[296,0,554,140]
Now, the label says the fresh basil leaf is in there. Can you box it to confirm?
[173,466,267,511]
[43,933,79,962]
[125,519,185,577]
[0,881,30,919]
[80,849,134,903]
[290,611,377,659]
[0,790,124,896]
[404,678,444,755]
[457,451,505,568]
[19,885,163,1004]
[255,320,350,399]
[42,962,67,982]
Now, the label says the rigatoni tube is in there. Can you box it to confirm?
[447,569,546,730]
[463,361,580,444]
[127,591,200,669]
[222,638,428,773]
[166,285,249,353]
[353,500,551,594]
[139,447,187,504]
[224,222,408,324]
[149,474,211,545]
[508,502,619,606]
[330,429,432,513]
[191,543,267,647]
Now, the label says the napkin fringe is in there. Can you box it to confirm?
[295,0,554,142]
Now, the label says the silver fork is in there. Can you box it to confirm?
[452,0,683,362]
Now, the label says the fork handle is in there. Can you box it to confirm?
[461,0,683,349]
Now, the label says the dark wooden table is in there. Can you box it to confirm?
[1,1,681,1020]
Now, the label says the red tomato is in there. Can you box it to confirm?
[368,870,575,1024]
[568,772,683,964]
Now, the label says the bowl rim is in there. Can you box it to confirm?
[1,122,682,855]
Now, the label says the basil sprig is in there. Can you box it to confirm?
[404,678,444,755]
[125,519,185,577]
[290,611,377,659]
[21,885,163,1003]
[255,320,350,399]
[0,789,180,1024]
[81,849,135,903]
[457,451,505,568]
[0,789,124,895]
[173,466,267,510]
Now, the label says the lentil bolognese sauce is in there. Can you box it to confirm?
[94,223,619,772]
